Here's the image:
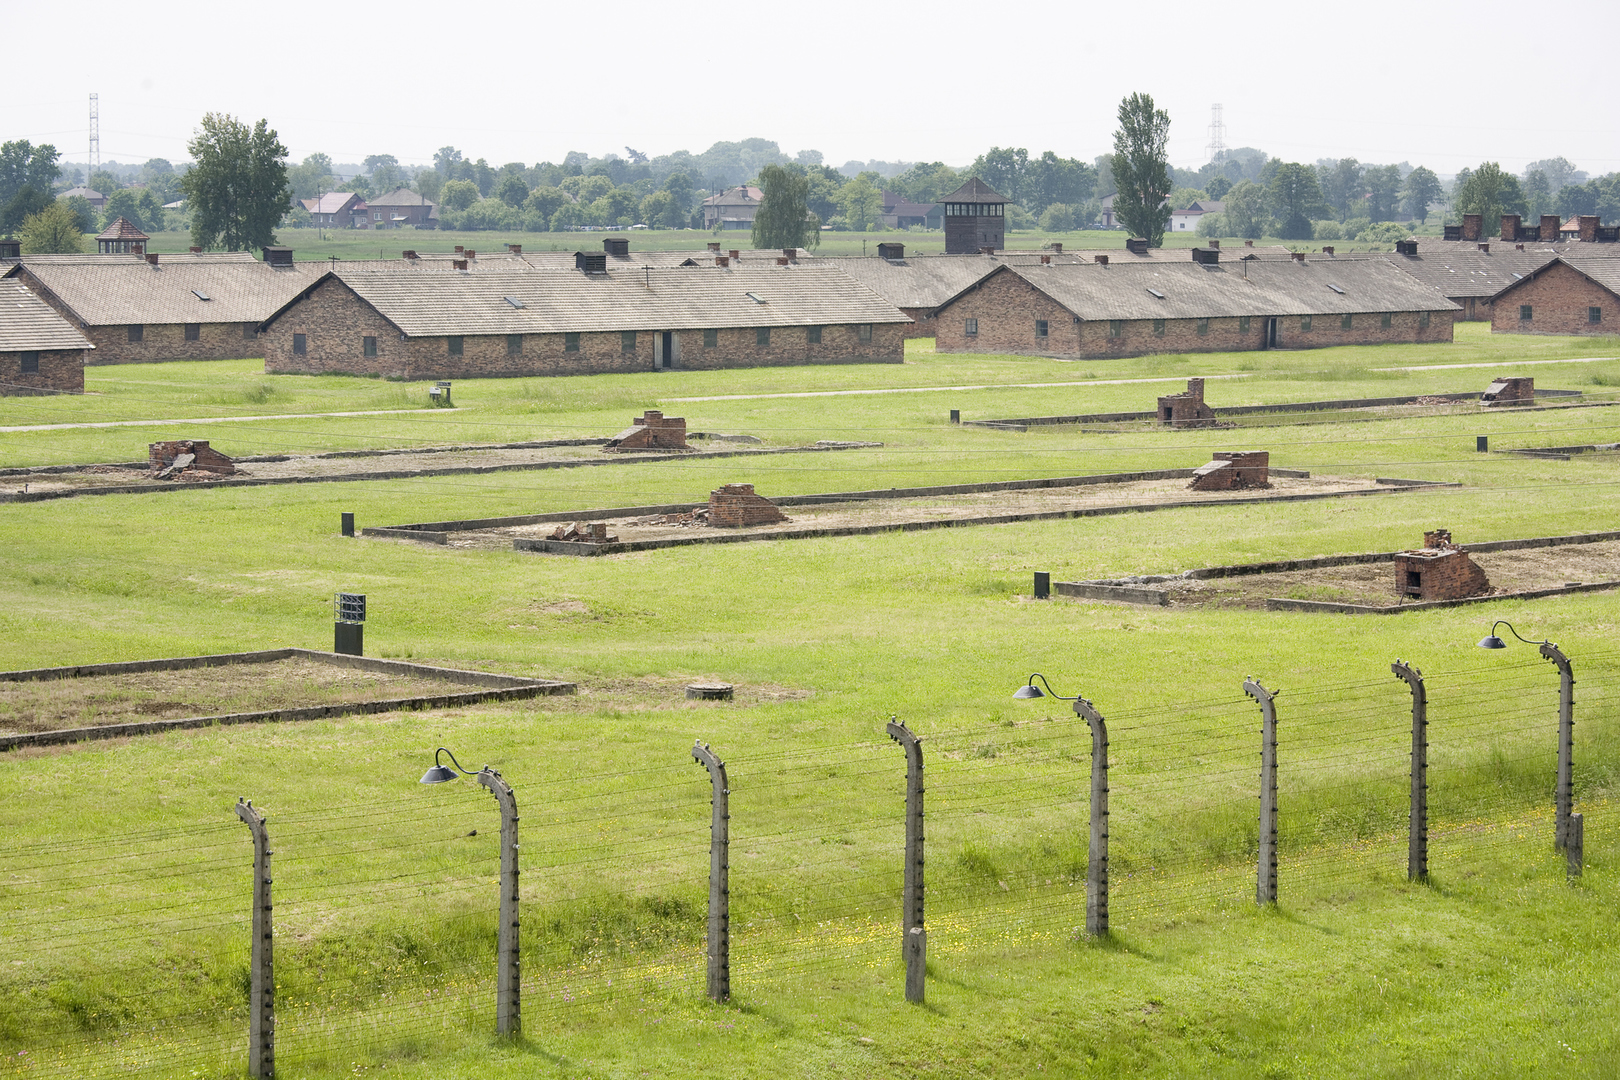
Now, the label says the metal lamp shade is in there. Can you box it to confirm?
[1013,683,1045,699]
[420,764,459,784]
[1477,635,1507,649]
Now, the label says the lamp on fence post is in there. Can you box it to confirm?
[419,747,521,1037]
[1479,620,1576,852]
[1014,674,1109,936]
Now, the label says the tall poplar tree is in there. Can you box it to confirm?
[180,114,290,252]
[752,164,819,249]
[1110,93,1172,247]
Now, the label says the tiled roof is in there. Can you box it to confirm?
[941,178,1006,204]
[1490,256,1620,302]
[307,193,364,214]
[0,279,94,352]
[95,217,149,241]
[956,257,1460,322]
[6,255,311,326]
[366,188,434,208]
[801,254,999,309]
[702,186,762,206]
[1388,249,1559,299]
[996,246,1293,265]
[281,264,911,336]
[17,251,258,266]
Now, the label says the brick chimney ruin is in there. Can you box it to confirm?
[1480,377,1534,406]
[604,410,690,451]
[1189,451,1270,491]
[708,484,788,527]
[1157,378,1217,427]
[1393,529,1490,601]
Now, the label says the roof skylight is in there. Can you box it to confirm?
[504,296,524,308]
[1146,288,1165,299]
[192,289,211,301]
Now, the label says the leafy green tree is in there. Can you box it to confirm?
[2,186,51,233]
[970,147,1029,204]
[101,188,164,233]
[1453,162,1526,231]
[560,175,613,203]
[439,179,479,212]
[834,172,883,231]
[1318,158,1364,221]
[1401,166,1441,224]
[494,174,529,207]
[1523,157,1583,191]
[88,170,122,194]
[1523,170,1551,219]
[1024,151,1096,215]
[1195,212,1227,238]
[434,147,463,176]
[1267,163,1326,240]
[1205,175,1232,200]
[890,161,958,205]
[287,152,336,201]
[470,159,496,197]
[365,154,402,194]
[802,167,845,225]
[0,140,61,208]
[139,159,179,203]
[550,202,588,231]
[639,190,675,229]
[414,169,443,203]
[60,194,97,233]
[180,113,290,252]
[20,200,86,253]
[751,164,819,249]
[1038,203,1076,231]
[524,186,569,223]
[1364,165,1403,222]
[1110,92,1173,246]
[1169,186,1207,211]
[662,171,696,214]
[1093,154,1115,196]
[593,186,641,227]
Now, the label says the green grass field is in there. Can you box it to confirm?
[3,324,1619,1078]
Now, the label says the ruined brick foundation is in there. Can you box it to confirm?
[1190,451,1270,491]
[708,484,788,527]
[604,410,689,451]
[148,440,236,478]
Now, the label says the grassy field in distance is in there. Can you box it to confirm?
[2,324,1619,1078]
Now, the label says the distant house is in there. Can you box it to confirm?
[1170,200,1224,232]
[880,191,939,229]
[302,193,369,229]
[95,218,149,255]
[60,186,107,209]
[366,188,438,229]
[258,263,910,377]
[0,279,92,394]
[4,250,312,364]
[702,186,763,230]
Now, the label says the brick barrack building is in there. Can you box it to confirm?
[258,263,910,378]
[0,279,92,394]
[4,252,312,364]
[1487,257,1620,337]
[931,253,1459,359]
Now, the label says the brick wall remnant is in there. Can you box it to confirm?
[548,522,619,543]
[1157,378,1217,427]
[148,440,236,479]
[1481,377,1534,406]
[1189,450,1270,491]
[604,410,689,451]
[708,483,789,527]
[1394,528,1490,600]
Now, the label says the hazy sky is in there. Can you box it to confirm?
[7,0,1617,179]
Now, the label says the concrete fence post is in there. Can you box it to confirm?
[886,719,925,1003]
[235,799,274,1079]
[476,770,521,1037]
[1567,813,1584,880]
[690,741,731,1004]
[1072,698,1110,936]
[1392,660,1428,882]
[1540,642,1576,851]
[1244,678,1279,906]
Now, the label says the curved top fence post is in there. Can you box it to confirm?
[691,740,731,1004]
[1392,660,1427,883]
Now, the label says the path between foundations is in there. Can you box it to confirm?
[661,373,1252,403]
[0,408,434,434]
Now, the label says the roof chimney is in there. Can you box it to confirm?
[452,258,468,271]
[1094,254,1108,266]
[729,250,741,260]
[145,253,158,265]
[707,241,721,251]
[979,246,997,255]
[189,246,202,253]
[1040,254,1051,264]
[1192,247,1219,264]
[1291,251,1306,262]
[1207,240,1219,249]
[464,250,476,260]
[716,255,729,267]
[776,256,790,265]
[574,251,607,274]
[1541,214,1562,240]
[1579,215,1599,242]
[1051,242,1062,253]
[1516,243,1524,251]
[1125,237,1148,255]
[876,242,905,260]
[1244,239,1254,247]
[1321,246,1334,256]
[1461,214,1482,242]
[604,237,629,257]
[454,245,464,253]
[402,249,418,259]
[263,246,293,267]
[1395,239,1418,255]
[1500,214,1520,242]
[508,244,521,255]
[1477,243,1490,253]
[782,248,797,261]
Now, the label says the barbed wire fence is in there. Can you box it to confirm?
[2,648,1613,1076]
